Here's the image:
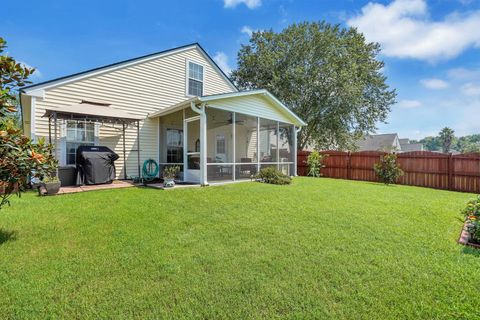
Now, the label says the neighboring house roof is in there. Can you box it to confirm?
[21,43,238,94]
[149,89,307,127]
[356,133,400,151]
[399,143,424,152]
[399,138,409,145]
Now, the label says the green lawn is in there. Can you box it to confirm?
[0,178,479,319]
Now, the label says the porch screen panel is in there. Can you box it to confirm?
[259,118,278,163]
[278,122,294,175]
[159,109,184,175]
[206,108,233,181]
[206,108,233,164]
[235,113,258,179]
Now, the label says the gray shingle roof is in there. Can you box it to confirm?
[356,134,399,151]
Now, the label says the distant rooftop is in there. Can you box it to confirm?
[356,133,400,151]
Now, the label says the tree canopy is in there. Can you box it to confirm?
[231,21,396,150]
[413,131,480,153]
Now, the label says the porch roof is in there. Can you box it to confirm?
[148,89,306,127]
[43,100,144,123]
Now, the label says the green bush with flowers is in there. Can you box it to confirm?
[463,195,480,244]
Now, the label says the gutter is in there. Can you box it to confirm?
[190,101,208,186]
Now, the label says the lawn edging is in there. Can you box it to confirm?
[458,220,480,249]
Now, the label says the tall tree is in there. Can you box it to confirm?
[0,37,57,209]
[438,127,456,153]
[231,21,396,150]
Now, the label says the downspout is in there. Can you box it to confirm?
[190,101,208,186]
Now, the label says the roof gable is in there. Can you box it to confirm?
[22,43,237,94]
[149,89,306,127]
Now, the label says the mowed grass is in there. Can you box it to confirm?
[0,177,479,319]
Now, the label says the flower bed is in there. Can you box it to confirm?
[458,195,480,248]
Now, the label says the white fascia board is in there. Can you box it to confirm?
[199,89,266,102]
[263,91,307,127]
[25,89,45,99]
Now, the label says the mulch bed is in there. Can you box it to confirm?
[458,221,480,249]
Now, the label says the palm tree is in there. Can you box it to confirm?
[438,127,455,153]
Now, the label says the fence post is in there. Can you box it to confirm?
[347,151,352,180]
[448,153,453,190]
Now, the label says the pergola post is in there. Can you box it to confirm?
[53,111,58,176]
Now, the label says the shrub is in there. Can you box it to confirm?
[306,151,326,177]
[256,167,292,185]
[373,153,404,185]
[0,37,57,209]
[162,165,180,180]
[463,195,480,244]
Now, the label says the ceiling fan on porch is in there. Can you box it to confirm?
[213,114,245,125]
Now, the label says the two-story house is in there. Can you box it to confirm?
[20,43,305,186]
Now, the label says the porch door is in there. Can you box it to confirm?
[183,116,201,183]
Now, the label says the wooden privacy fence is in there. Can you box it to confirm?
[297,150,480,193]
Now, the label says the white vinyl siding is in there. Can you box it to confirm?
[31,47,235,178]
[206,95,294,124]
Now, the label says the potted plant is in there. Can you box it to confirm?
[39,175,61,195]
[162,165,180,188]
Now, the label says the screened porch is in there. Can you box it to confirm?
[153,90,305,185]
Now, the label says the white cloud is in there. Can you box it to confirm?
[420,78,448,89]
[213,52,232,75]
[447,67,480,81]
[397,99,422,108]
[347,0,480,61]
[223,0,261,9]
[241,26,254,37]
[461,83,480,96]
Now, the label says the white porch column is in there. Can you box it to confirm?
[199,106,208,186]
[293,126,299,176]
[190,102,208,186]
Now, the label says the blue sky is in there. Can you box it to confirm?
[2,0,479,139]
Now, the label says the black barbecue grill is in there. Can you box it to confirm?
[76,146,119,185]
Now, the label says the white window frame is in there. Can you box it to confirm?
[186,59,205,97]
[165,128,184,164]
[63,120,98,165]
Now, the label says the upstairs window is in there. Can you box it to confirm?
[187,61,204,96]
